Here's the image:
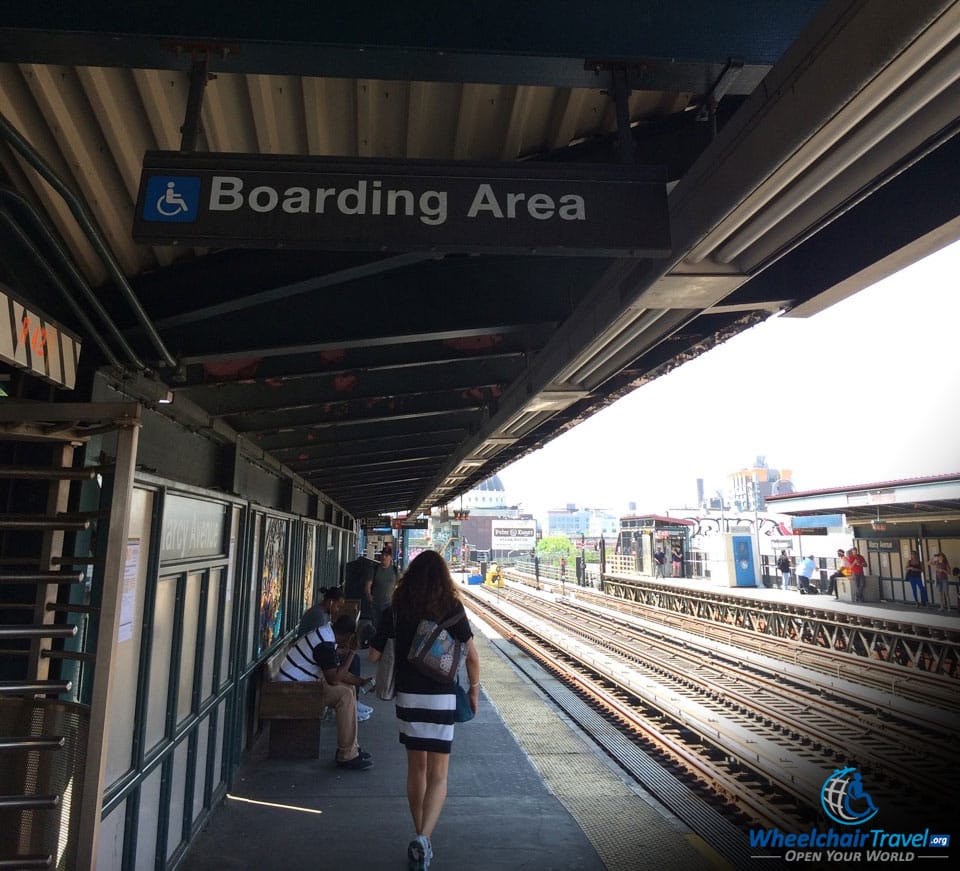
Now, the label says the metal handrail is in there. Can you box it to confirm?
[0,795,59,810]
[0,465,99,481]
[0,737,65,751]
[0,572,85,584]
[0,112,176,368]
[0,855,53,869]
[0,516,91,532]
[0,625,77,639]
[0,197,127,369]
[0,681,72,695]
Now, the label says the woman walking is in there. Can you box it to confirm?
[369,550,481,870]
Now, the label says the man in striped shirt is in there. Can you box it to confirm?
[278,588,373,770]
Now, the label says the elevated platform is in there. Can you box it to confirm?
[605,569,959,623]
[602,571,960,677]
[180,617,722,871]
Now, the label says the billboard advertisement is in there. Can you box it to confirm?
[491,521,537,551]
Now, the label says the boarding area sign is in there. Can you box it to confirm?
[134,152,670,257]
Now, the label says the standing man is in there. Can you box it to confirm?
[366,550,399,631]
[344,554,377,644]
[671,545,683,578]
[797,554,817,594]
[776,550,792,589]
[848,547,867,602]
[653,547,667,579]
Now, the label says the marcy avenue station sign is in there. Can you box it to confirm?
[134,152,670,257]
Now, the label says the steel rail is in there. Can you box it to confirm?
[469,581,958,833]
[463,588,805,834]
[508,568,960,706]
[529,589,956,801]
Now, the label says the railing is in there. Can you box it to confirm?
[606,552,848,589]
[510,557,601,588]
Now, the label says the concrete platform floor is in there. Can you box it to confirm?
[179,615,723,871]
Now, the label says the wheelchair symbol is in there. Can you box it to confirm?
[156,181,190,217]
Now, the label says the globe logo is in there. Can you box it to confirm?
[820,767,879,825]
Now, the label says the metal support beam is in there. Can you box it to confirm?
[74,415,140,871]
[180,54,211,153]
[154,252,441,329]
[609,67,633,165]
[602,575,960,679]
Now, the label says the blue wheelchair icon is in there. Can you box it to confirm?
[143,176,200,222]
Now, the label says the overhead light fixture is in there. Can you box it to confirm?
[158,390,174,405]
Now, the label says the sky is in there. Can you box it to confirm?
[498,238,960,522]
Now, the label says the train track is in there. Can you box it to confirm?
[516,569,960,708]
[463,580,960,844]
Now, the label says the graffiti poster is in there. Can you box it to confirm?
[258,516,287,654]
[303,525,316,610]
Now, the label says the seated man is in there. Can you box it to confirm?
[826,548,849,599]
[278,588,373,770]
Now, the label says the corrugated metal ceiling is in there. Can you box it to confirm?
[2,1,959,520]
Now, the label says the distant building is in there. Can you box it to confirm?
[438,475,532,555]
[547,505,619,540]
[728,456,794,511]
[459,474,515,513]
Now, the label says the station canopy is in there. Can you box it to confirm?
[2,2,959,519]
[768,474,960,529]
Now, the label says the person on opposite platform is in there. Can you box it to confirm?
[776,550,793,590]
[847,547,868,603]
[826,548,850,599]
[797,555,817,594]
[654,548,667,579]
[904,551,928,607]
[928,551,952,611]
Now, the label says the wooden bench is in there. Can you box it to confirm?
[259,642,328,759]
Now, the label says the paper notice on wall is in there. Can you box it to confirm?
[118,538,140,643]
[226,536,236,602]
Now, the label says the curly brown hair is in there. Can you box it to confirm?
[391,550,460,620]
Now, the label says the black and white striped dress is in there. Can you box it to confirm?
[373,604,472,754]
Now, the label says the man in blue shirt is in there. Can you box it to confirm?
[797,555,817,594]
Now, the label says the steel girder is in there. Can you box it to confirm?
[603,577,960,679]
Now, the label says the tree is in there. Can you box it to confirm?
[536,536,574,557]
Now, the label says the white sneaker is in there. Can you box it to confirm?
[357,709,371,722]
[407,834,432,870]
[357,702,374,717]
